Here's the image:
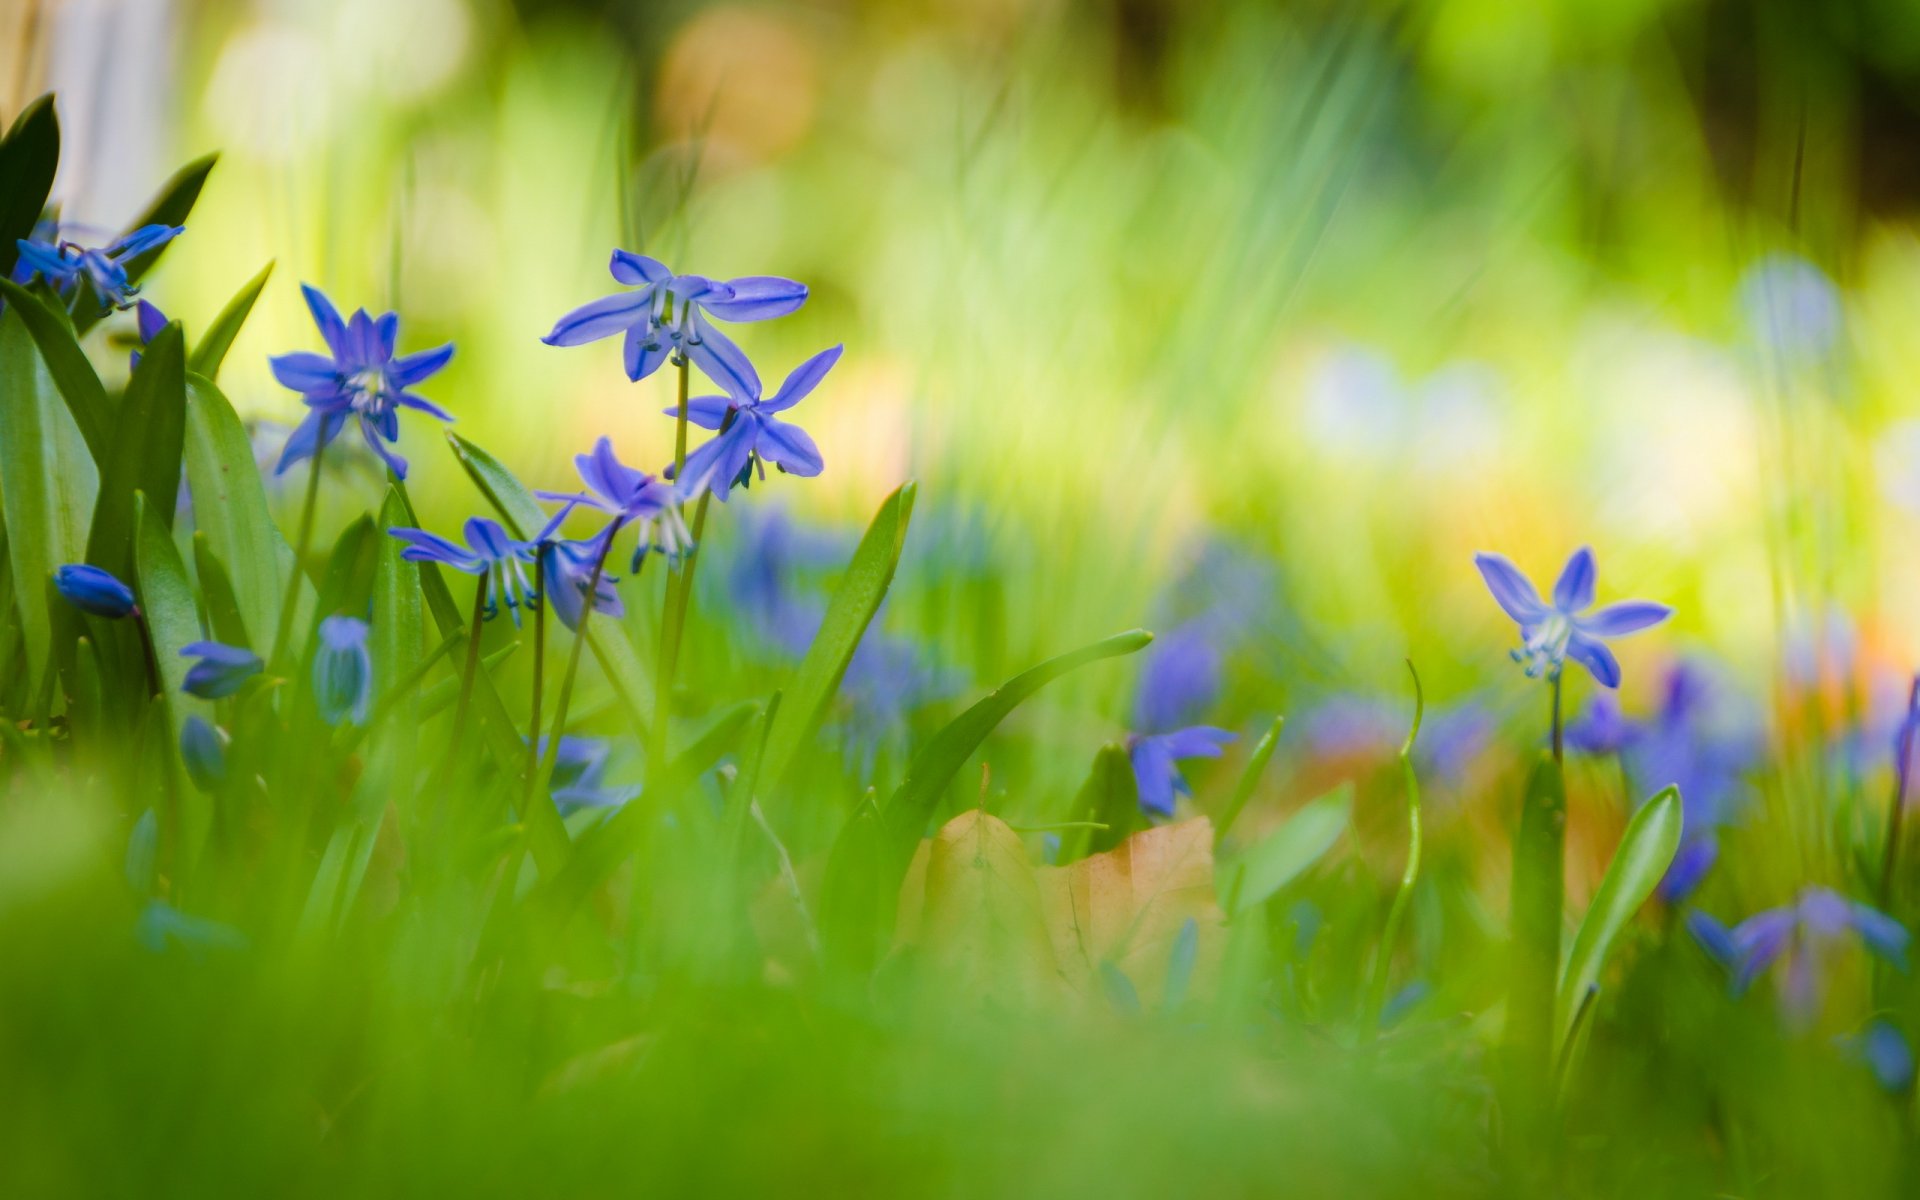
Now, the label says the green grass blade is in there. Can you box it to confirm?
[1218,781,1351,916]
[0,303,99,692]
[86,323,186,576]
[1507,750,1567,1095]
[1215,714,1285,842]
[189,260,274,380]
[759,481,917,791]
[0,279,111,462]
[1555,785,1681,1051]
[878,628,1153,859]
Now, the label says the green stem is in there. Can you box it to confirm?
[444,573,489,772]
[535,520,623,805]
[1550,672,1564,764]
[524,543,550,812]
[1880,677,1920,908]
[271,438,328,667]
[652,491,711,766]
[1369,660,1424,1031]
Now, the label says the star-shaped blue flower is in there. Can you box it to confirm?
[271,285,455,480]
[389,517,538,627]
[15,223,183,310]
[539,532,625,632]
[1473,546,1671,688]
[537,437,693,572]
[672,345,838,502]
[541,250,806,397]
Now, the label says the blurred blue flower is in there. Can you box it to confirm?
[1127,726,1236,817]
[1738,253,1841,363]
[1565,694,1634,756]
[671,345,838,501]
[536,736,637,816]
[15,223,182,310]
[1133,623,1222,734]
[1474,546,1671,687]
[537,437,693,572]
[180,641,263,699]
[541,250,806,396]
[1698,887,1908,1025]
[1845,1020,1916,1094]
[136,900,247,956]
[179,716,227,792]
[313,616,372,726]
[270,285,454,480]
[539,532,625,632]
[55,563,135,618]
[389,518,539,627]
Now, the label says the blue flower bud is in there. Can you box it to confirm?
[179,641,262,699]
[179,716,228,792]
[54,563,135,618]
[312,616,372,726]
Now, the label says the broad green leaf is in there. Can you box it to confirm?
[86,322,186,576]
[71,154,216,337]
[0,94,58,278]
[389,477,570,875]
[1217,782,1351,915]
[878,629,1152,863]
[760,481,916,790]
[189,260,273,380]
[447,430,652,735]
[0,279,111,462]
[132,492,204,713]
[191,533,250,648]
[315,514,378,625]
[1058,742,1142,864]
[1215,714,1284,841]
[1555,785,1681,1049]
[0,305,99,690]
[1507,751,1567,1091]
[183,372,285,650]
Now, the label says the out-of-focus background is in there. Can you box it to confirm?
[12,0,1920,773]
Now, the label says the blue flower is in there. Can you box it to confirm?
[270,285,454,480]
[1565,694,1634,755]
[55,563,135,618]
[389,517,538,626]
[1132,623,1223,734]
[1696,887,1908,1026]
[539,532,625,632]
[129,300,168,369]
[1738,253,1841,363]
[537,736,637,816]
[537,437,694,572]
[313,616,373,726]
[179,717,228,792]
[15,224,183,310]
[1473,546,1671,687]
[541,250,806,397]
[180,641,263,699]
[1845,1020,1916,1094]
[1127,726,1236,817]
[671,345,838,501]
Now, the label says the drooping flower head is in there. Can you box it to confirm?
[1473,546,1671,687]
[388,518,539,627]
[537,437,693,572]
[271,285,455,480]
[180,642,264,699]
[179,716,228,793]
[15,224,183,310]
[671,345,838,502]
[312,616,373,726]
[1691,887,1909,1028]
[541,250,806,397]
[129,300,169,370]
[1128,727,1237,818]
[534,736,637,816]
[55,563,136,618]
[539,532,625,632]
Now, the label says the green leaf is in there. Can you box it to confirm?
[1556,785,1681,1050]
[0,304,99,691]
[0,279,111,462]
[1058,742,1143,864]
[132,491,204,711]
[0,94,58,278]
[760,481,916,791]
[183,372,287,650]
[315,514,378,626]
[1507,751,1567,1091]
[86,322,186,576]
[878,629,1153,862]
[446,430,652,735]
[1215,714,1285,842]
[189,260,274,380]
[1217,782,1351,915]
[71,153,217,337]
[192,533,250,649]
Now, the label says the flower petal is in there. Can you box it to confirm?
[358,415,409,479]
[1581,601,1673,638]
[542,288,653,347]
[703,275,808,322]
[464,517,517,562]
[389,527,480,570]
[623,324,673,382]
[1850,902,1910,968]
[373,311,399,361]
[687,315,760,399]
[274,408,346,475]
[395,391,454,422]
[1731,908,1796,993]
[390,342,454,387]
[671,394,737,430]
[1473,552,1547,624]
[1129,736,1178,817]
[301,284,349,358]
[1565,633,1622,688]
[270,352,341,394]
[756,415,824,476]
[1162,725,1236,758]
[610,250,673,285]
[1553,546,1597,611]
[760,344,843,413]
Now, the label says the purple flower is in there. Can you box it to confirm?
[1699,887,1908,1026]
[270,285,454,479]
[180,641,263,699]
[539,533,625,632]
[672,345,838,502]
[541,250,806,397]
[1127,726,1236,817]
[537,437,693,572]
[1133,623,1223,734]
[388,517,538,627]
[15,223,183,310]
[1473,546,1671,688]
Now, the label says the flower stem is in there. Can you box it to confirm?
[271,439,328,668]
[444,573,489,772]
[1880,676,1920,907]
[1368,660,1424,1033]
[1549,672,1564,764]
[524,543,550,812]
[651,354,695,766]
[535,521,622,805]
